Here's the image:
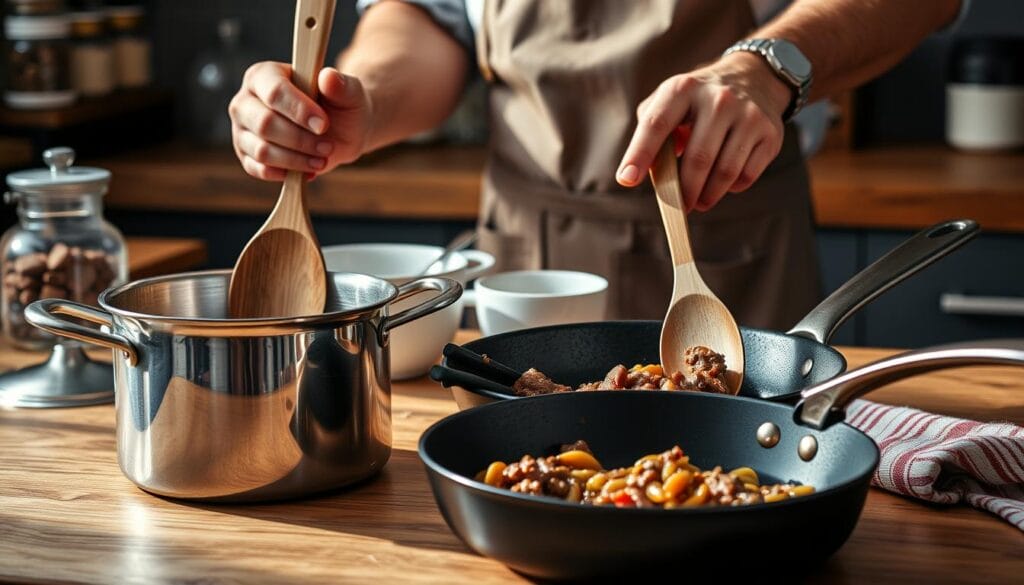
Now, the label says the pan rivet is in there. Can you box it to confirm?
[798,435,818,461]
[756,422,780,448]
[801,358,813,377]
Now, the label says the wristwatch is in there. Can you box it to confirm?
[722,38,813,122]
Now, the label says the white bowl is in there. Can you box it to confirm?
[469,270,608,336]
[322,243,494,379]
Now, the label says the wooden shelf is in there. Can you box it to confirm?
[95,142,484,221]
[91,141,1024,232]
[807,146,1024,233]
[0,88,173,130]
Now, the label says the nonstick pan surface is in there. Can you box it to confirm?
[438,220,979,406]
[458,320,843,402]
[421,391,876,579]
[420,340,1024,580]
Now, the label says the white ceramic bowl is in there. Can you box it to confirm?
[468,270,608,336]
[322,243,494,379]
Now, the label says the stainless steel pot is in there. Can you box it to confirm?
[25,269,461,502]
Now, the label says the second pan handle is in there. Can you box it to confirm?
[787,219,979,344]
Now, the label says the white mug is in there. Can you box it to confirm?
[466,270,608,336]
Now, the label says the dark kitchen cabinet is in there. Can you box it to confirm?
[814,230,861,346]
[856,230,1024,348]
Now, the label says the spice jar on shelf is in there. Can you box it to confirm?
[3,3,76,109]
[70,10,114,97]
[107,4,150,88]
[0,147,127,408]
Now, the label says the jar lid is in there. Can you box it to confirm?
[949,37,1024,86]
[6,0,66,16]
[71,11,106,38]
[4,13,71,39]
[5,147,111,199]
[106,5,144,31]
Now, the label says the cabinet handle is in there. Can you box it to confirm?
[939,293,1024,317]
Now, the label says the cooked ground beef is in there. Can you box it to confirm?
[512,346,730,396]
[513,368,573,396]
[478,441,814,509]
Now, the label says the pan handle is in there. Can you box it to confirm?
[429,364,519,401]
[796,339,1024,429]
[787,219,979,344]
[25,299,139,366]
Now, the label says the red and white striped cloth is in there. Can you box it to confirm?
[847,399,1024,531]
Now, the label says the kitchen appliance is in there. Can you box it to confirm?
[433,220,979,407]
[0,146,127,408]
[419,339,1024,580]
[26,270,460,501]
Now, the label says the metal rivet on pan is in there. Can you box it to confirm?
[798,435,818,461]
[801,358,813,377]
[756,422,780,448]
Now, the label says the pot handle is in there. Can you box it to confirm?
[787,219,979,344]
[796,339,1024,429]
[25,299,139,366]
[381,277,463,333]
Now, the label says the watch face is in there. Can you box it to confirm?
[771,40,812,81]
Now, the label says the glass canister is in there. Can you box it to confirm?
[1,147,127,350]
[3,4,76,109]
[70,10,115,97]
[107,5,150,88]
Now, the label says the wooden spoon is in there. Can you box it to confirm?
[228,0,337,319]
[649,141,744,394]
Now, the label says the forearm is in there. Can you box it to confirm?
[755,0,962,100]
[338,1,469,153]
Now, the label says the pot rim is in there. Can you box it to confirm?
[98,269,398,331]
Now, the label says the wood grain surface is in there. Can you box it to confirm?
[92,142,1024,231]
[125,237,208,279]
[0,334,1022,584]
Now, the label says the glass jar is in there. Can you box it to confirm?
[186,18,258,145]
[106,5,150,88]
[70,10,114,97]
[4,9,76,109]
[1,147,127,350]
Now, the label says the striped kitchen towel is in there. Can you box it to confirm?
[847,399,1024,531]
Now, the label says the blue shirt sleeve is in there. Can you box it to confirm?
[356,0,476,56]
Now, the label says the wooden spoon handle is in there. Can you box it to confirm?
[279,0,337,211]
[650,140,695,267]
[291,0,337,99]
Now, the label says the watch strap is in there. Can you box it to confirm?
[723,39,811,122]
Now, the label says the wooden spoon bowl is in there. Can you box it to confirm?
[650,141,744,394]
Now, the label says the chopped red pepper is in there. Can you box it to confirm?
[612,491,636,508]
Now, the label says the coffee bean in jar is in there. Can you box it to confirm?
[1,147,126,350]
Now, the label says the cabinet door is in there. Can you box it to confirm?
[861,231,1024,348]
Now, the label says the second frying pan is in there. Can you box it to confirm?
[434,220,978,406]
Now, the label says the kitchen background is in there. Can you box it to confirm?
[1,0,1022,347]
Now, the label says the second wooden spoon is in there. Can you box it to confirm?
[228,0,336,319]
[650,141,744,394]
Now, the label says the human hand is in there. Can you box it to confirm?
[616,52,793,212]
[229,62,373,181]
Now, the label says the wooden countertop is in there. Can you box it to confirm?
[124,237,208,279]
[92,142,1024,232]
[0,331,1021,584]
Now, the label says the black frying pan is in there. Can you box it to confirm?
[420,340,1024,580]
[433,219,979,406]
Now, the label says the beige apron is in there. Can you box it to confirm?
[474,0,822,329]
